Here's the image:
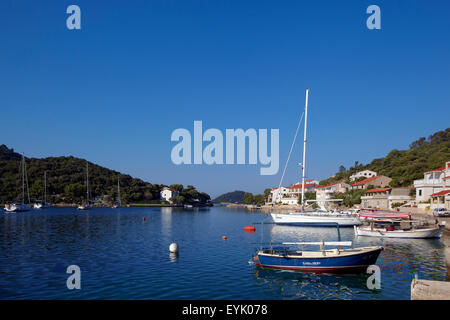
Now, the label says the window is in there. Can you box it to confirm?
[419,190,422,196]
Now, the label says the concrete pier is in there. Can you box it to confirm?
[411,276,450,300]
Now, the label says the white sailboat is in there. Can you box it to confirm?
[77,162,92,210]
[5,154,31,212]
[34,171,50,209]
[270,90,361,227]
[112,179,121,208]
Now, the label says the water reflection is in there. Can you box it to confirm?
[253,268,380,300]
[0,207,448,299]
[169,252,179,263]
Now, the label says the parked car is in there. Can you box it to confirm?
[433,208,450,217]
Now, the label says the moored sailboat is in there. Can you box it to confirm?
[270,89,361,227]
[5,154,31,213]
[34,171,50,209]
[77,162,92,210]
[112,179,121,208]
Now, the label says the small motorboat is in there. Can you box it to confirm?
[253,222,383,274]
[355,220,445,239]
[254,245,383,274]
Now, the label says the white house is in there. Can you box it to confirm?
[268,181,318,205]
[414,161,450,204]
[349,170,377,181]
[315,181,351,206]
[160,187,179,203]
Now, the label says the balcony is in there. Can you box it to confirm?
[414,179,442,187]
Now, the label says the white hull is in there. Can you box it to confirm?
[33,202,50,209]
[33,203,50,209]
[5,204,31,212]
[33,203,42,209]
[77,205,92,210]
[271,212,362,227]
[354,225,445,239]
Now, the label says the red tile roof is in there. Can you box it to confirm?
[430,190,450,197]
[352,176,380,186]
[365,188,391,193]
[287,183,315,189]
[430,166,446,172]
[273,183,316,190]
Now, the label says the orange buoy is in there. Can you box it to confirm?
[244,226,256,232]
[142,217,146,222]
[222,236,227,240]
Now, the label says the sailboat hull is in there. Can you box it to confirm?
[5,204,31,212]
[271,213,362,227]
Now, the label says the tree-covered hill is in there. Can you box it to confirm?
[0,144,22,161]
[212,190,247,203]
[320,128,450,187]
[0,145,210,205]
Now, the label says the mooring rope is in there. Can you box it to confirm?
[275,110,305,203]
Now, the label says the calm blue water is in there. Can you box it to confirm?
[0,206,448,299]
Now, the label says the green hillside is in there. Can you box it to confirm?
[0,145,210,205]
[320,128,450,187]
[212,190,247,203]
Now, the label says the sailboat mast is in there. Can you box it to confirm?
[22,153,25,204]
[301,89,309,210]
[118,180,121,205]
[44,171,47,203]
[86,162,89,203]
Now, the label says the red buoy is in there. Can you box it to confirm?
[222,236,227,240]
[244,226,256,232]
[142,217,146,222]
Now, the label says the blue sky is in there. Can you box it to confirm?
[1,1,449,198]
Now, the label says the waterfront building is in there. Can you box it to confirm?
[315,181,350,206]
[430,190,450,210]
[160,187,179,204]
[351,175,392,190]
[268,181,318,205]
[414,161,450,203]
[361,187,412,210]
[349,170,377,181]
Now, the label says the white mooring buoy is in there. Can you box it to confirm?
[169,243,179,253]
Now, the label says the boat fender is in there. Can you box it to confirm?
[244,226,256,232]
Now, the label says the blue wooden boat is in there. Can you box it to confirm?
[253,222,383,274]
[255,245,383,274]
